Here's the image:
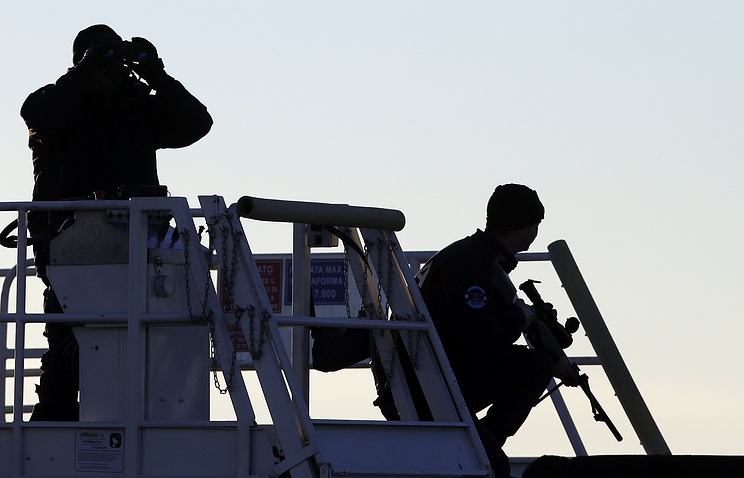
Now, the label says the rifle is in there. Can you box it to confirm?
[519,279,623,442]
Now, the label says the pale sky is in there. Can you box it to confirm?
[2,1,744,458]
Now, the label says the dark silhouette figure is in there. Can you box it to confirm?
[21,24,213,421]
[416,184,566,477]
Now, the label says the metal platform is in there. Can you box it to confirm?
[1,196,491,478]
[0,195,673,477]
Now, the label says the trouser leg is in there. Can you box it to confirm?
[472,413,512,478]
[479,347,554,444]
[461,346,555,476]
[29,288,79,421]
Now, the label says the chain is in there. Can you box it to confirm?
[182,222,238,394]
[385,239,395,318]
[245,304,257,355]
[387,237,421,368]
[344,248,352,319]
[365,238,397,384]
[376,240,387,320]
[218,213,257,387]
[183,228,211,323]
[407,313,425,369]
[343,234,376,371]
[219,219,240,392]
[242,303,268,360]
[258,309,271,358]
[221,224,233,308]
[358,243,370,318]
[225,215,268,361]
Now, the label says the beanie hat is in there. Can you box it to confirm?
[485,184,544,232]
[72,24,118,65]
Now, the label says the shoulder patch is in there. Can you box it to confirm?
[465,285,487,309]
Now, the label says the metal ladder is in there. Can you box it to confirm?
[527,241,670,457]
[1,195,667,477]
[200,195,492,478]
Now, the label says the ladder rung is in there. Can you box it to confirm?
[275,315,431,331]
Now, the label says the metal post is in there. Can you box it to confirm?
[548,239,671,455]
[15,210,28,315]
[292,223,311,404]
[126,199,150,475]
[13,210,29,476]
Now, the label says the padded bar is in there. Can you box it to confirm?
[237,196,406,231]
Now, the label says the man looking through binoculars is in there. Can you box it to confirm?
[20,24,212,421]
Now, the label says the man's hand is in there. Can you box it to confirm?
[130,37,168,87]
[552,356,574,380]
[79,33,122,67]
[130,37,159,64]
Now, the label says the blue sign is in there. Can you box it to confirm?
[285,258,346,305]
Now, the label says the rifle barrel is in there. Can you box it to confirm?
[581,379,624,442]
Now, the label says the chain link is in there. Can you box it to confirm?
[387,238,422,368]
[365,238,397,384]
[183,228,211,323]
[358,243,370,318]
[344,248,352,319]
[217,214,258,387]
[182,221,239,394]
[376,239,387,320]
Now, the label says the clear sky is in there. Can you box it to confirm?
[2,1,744,458]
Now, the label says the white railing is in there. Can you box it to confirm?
[0,197,669,478]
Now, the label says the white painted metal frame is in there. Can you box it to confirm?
[0,198,266,478]
[0,196,668,478]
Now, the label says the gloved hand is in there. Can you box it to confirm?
[552,356,575,381]
[79,33,123,67]
[515,298,537,331]
[129,37,169,87]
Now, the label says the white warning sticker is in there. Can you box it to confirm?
[75,429,124,472]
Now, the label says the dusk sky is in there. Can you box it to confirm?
[2,1,743,457]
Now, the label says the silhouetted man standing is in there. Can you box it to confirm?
[21,24,213,420]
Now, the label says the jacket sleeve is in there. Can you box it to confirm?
[150,77,213,148]
[21,63,100,139]
[21,64,99,210]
